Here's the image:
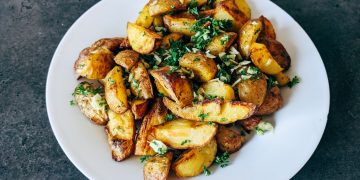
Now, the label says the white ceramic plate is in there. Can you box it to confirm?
[46,0,330,179]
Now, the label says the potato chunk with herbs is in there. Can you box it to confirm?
[200,81,235,100]
[163,14,197,36]
[179,52,218,82]
[206,32,237,56]
[129,62,153,99]
[106,110,135,140]
[114,50,140,70]
[127,23,162,54]
[214,0,249,32]
[104,66,128,114]
[144,153,173,180]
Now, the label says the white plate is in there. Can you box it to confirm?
[46,0,330,179]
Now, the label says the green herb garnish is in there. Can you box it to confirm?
[166,113,175,121]
[203,166,211,176]
[70,100,76,106]
[215,151,230,168]
[198,112,209,121]
[140,155,150,163]
[180,139,191,145]
[287,76,300,88]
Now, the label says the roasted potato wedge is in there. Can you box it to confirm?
[250,43,284,75]
[236,116,262,131]
[148,0,186,16]
[151,119,218,149]
[172,139,217,177]
[200,81,235,100]
[255,86,283,115]
[135,99,168,155]
[74,47,114,80]
[114,50,140,70]
[73,82,108,125]
[258,15,276,40]
[163,14,196,36]
[259,38,291,70]
[91,37,131,52]
[274,72,290,86]
[206,32,237,56]
[136,3,154,28]
[179,52,218,82]
[239,19,262,58]
[161,33,184,49]
[237,75,267,106]
[150,67,194,107]
[131,99,149,120]
[104,66,128,114]
[234,0,251,18]
[106,110,135,140]
[216,126,245,153]
[105,128,134,161]
[129,62,154,99]
[214,0,249,32]
[127,23,162,54]
[144,152,173,180]
[163,97,256,124]
[181,0,208,6]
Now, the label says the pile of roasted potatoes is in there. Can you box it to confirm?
[72,0,298,179]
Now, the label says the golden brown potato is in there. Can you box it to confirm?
[216,126,245,153]
[214,0,249,32]
[259,38,291,70]
[148,0,187,16]
[91,37,131,52]
[237,75,267,106]
[73,82,108,125]
[163,14,196,36]
[104,66,128,114]
[180,0,208,6]
[74,47,114,80]
[258,15,276,40]
[131,99,149,120]
[236,116,262,131]
[151,119,218,149]
[206,32,237,56]
[250,43,284,75]
[106,110,135,140]
[163,97,256,124]
[114,50,140,70]
[239,19,262,58]
[150,67,194,107]
[160,33,184,49]
[136,3,154,28]
[200,81,236,100]
[153,16,164,27]
[255,86,283,115]
[135,99,168,156]
[179,52,218,82]
[234,0,251,19]
[127,23,162,54]
[172,139,217,178]
[129,62,154,99]
[199,9,216,17]
[105,128,134,162]
[144,152,173,180]
[274,72,290,86]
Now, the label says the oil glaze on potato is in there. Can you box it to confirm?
[179,52,218,82]
[163,14,196,36]
[104,66,128,114]
[144,152,173,180]
[259,38,291,70]
[216,126,245,153]
[200,81,236,100]
[237,75,267,106]
[136,3,154,28]
[250,43,284,75]
[255,86,283,115]
[131,99,149,120]
[239,19,262,58]
[114,50,140,70]
[107,110,135,140]
[234,0,251,18]
[105,128,134,162]
[206,32,237,56]
[127,23,162,54]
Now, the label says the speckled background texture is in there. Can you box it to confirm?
[0,0,359,179]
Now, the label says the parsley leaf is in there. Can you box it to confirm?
[166,113,175,121]
[287,76,300,88]
[180,139,191,145]
[69,100,76,106]
[188,0,199,18]
[140,155,150,163]
[198,113,209,121]
[203,166,211,176]
[215,152,230,168]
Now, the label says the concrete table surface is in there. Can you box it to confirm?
[0,0,359,179]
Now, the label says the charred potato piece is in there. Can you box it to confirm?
[236,116,262,131]
[164,97,256,124]
[136,3,154,28]
[114,50,140,70]
[234,0,251,19]
[179,52,218,82]
[214,0,249,32]
[151,119,218,149]
[200,81,236,100]
[135,99,168,156]
[163,14,197,36]
[173,139,217,178]
[104,66,128,114]
[129,62,154,99]
[127,23,162,54]
[255,86,283,115]
[105,128,134,161]
[144,152,173,180]
[259,38,291,70]
[206,32,237,56]
[131,99,149,120]
[74,47,114,80]
[239,19,262,58]
[148,0,186,16]
[216,126,245,153]
[106,110,135,140]
[73,82,108,125]
[161,33,184,49]
[250,43,284,75]
[258,15,276,40]
[237,75,267,106]
[150,67,194,107]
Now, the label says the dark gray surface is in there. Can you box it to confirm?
[0,0,359,179]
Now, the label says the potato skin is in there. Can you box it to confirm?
[258,15,276,40]
[258,38,291,70]
[129,62,154,99]
[105,128,134,162]
[150,67,194,107]
[250,43,284,75]
[172,139,217,178]
[148,0,186,16]
[206,32,238,56]
[144,152,173,180]
[73,82,108,125]
[200,81,235,100]
[114,50,140,70]
[74,47,115,80]
[127,23,162,54]
[214,0,249,32]
[91,37,131,53]
[216,126,245,153]
[104,66,128,114]
[239,19,262,58]
[131,99,149,120]
[237,75,267,106]
[163,14,196,36]
[236,116,262,131]
[255,86,283,115]
[179,52,218,82]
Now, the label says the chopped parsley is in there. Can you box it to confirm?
[180,139,191,145]
[207,122,216,126]
[166,113,175,121]
[220,117,227,122]
[140,155,150,163]
[188,0,199,18]
[203,166,211,176]
[220,35,230,45]
[163,40,188,66]
[255,121,274,135]
[74,82,103,96]
[108,78,116,85]
[149,140,168,155]
[198,112,209,121]
[216,67,231,83]
[267,76,279,88]
[193,57,201,62]
[203,94,218,100]
[158,93,165,97]
[215,151,230,168]
[287,76,300,88]
[167,66,180,74]
[69,100,76,106]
